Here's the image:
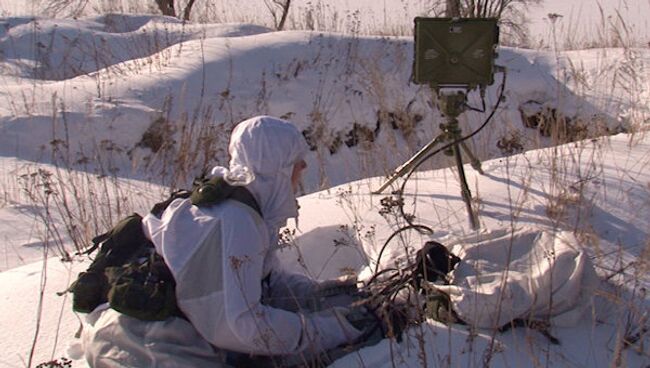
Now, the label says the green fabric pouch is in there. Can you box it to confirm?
[71,271,109,314]
[106,254,180,321]
[190,177,234,206]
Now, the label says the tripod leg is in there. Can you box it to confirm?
[372,135,445,194]
[453,144,480,229]
[459,141,484,175]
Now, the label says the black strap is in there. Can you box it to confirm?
[79,232,109,255]
[229,186,263,218]
[150,190,192,218]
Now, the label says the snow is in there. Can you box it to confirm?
[0,1,649,367]
[2,134,648,367]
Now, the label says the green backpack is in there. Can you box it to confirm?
[66,176,262,321]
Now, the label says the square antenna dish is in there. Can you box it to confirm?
[413,17,499,89]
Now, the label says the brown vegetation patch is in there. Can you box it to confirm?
[135,116,176,153]
[520,103,592,143]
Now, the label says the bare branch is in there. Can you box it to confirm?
[39,0,89,17]
[264,0,292,30]
[154,0,176,17]
[277,0,291,31]
[446,0,461,17]
[182,0,197,21]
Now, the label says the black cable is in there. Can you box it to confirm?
[373,224,433,276]
[366,267,400,286]
[464,91,487,113]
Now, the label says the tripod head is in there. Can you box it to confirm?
[437,90,467,119]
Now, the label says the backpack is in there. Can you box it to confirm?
[65,176,262,321]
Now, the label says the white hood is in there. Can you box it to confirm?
[221,115,309,243]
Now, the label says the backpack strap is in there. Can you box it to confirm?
[228,186,263,218]
[78,231,110,256]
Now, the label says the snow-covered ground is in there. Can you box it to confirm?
[2,133,648,367]
[0,1,649,367]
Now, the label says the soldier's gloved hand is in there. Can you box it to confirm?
[317,275,358,297]
[304,307,364,351]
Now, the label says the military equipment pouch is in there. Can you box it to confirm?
[190,176,235,206]
[191,176,262,216]
[68,213,153,315]
[89,214,148,271]
[106,252,181,321]
[71,270,109,313]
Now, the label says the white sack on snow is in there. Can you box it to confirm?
[434,227,598,328]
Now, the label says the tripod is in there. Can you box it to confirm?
[373,90,482,230]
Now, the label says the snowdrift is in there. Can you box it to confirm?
[2,16,640,192]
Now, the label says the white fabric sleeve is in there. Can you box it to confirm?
[218,206,304,355]
[219,204,360,355]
